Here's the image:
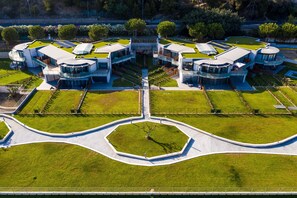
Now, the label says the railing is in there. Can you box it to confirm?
[32,58,48,68]
[197,71,231,79]
[157,54,179,66]
[230,69,248,76]
[60,72,91,78]
[8,51,25,62]
[255,57,284,66]
[112,54,135,64]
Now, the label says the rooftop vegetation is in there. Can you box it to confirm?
[225,36,266,50]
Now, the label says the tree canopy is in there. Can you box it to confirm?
[258,23,279,38]
[188,22,207,41]
[1,27,19,45]
[58,24,77,40]
[125,18,146,36]
[88,25,109,41]
[157,21,176,38]
[207,23,225,39]
[28,26,45,40]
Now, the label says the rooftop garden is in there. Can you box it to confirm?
[159,38,225,59]
[225,36,266,50]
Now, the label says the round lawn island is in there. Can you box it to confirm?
[106,121,191,159]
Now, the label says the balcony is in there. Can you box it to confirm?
[112,54,135,64]
[60,69,110,79]
[157,54,179,66]
[9,51,25,62]
[197,71,231,79]
[230,69,248,76]
[255,55,284,66]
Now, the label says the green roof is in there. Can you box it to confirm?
[225,36,267,50]
[27,38,130,59]
[159,38,225,59]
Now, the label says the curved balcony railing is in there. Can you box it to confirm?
[197,71,231,79]
[255,55,284,66]
[60,72,91,79]
[9,51,25,62]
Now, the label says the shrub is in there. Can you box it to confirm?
[88,25,109,41]
[1,27,19,45]
[28,26,45,40]
[125,18,146,36]
[157,21,176,38]
[58,24,77,40]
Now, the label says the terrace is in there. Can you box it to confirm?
[225,36,267,51]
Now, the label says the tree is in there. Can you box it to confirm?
[287,14,296,24]
[28,26,45,40]
[58,24,77,40]
[258,23,279,38]
[88,25,109,41]
[125,18,146,36]
[157,21,176,38]
[281,23,297,39]
[43,0,54,14]
[207,23,225,39]
[188,22,207,41]
[1,27,19,45]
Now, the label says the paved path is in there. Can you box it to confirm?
[1,115,297,166]
[142,69,150,119]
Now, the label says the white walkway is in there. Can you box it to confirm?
[1,115,297,167]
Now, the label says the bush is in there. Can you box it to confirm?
[188,22,207,41]
[1,27,19,45]
[125,18,146,36]
[88,25,109,41]
[58,24,77,40]
[28,26,45,40]
[207,23,225,39]
[258,23,279,38]
[157,21,176,38]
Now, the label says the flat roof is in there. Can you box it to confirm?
[38,45,76,60]
[95,43,126,53]
[216,47,250,62]
[165,43,195,53]
[225,36,267,50]
[194,59,232,66]
[260,46,280,54]
[196,43,217,55]
[57,58,95,66]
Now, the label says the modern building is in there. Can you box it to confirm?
[154,36,284,85]
[9,39,134,88]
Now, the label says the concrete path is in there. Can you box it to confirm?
[1,115,297,166]
[142,69,150,119]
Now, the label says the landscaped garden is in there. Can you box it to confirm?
[150,90,211,114]
[1,143,297,191]
[0,121,9,139]
[107,122,188,157]
[207,90,250,113]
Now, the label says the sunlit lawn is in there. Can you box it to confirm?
[19,91,52,114]
[0,121,9,139]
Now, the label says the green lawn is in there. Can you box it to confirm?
[0,59,15,75]
[279,87,297,105]
[107,122,188,157]
[46,90,83,113]
[14,115,127,133]
[170,115,297,144]
[270,88,294,107]
[241,90,287,113]
[150,91,211,114]
[2,143,297,191]
[225,36,266,50]
[24,77,43,89]
[0,121,9,139]
[112,78,134,87]
[207,90,250,113]
[19,91,52,114]
[0,72,32,85]
[81,91,140,114]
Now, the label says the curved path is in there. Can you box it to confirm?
[1,114,297,167]
[1,69,297,166]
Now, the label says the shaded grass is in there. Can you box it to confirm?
[46,90,83,113]
[112,78,134,87]
[150,91,211,114]
[1,143,297,191]
[0,72,32,85]
[81,91,140,114]
[19,91,52,114]
[241,89,287,113]
[170,115,297,144]
[0,121,9,139]
[207,90,250,113]
[107,122,188,157]
[225,36,266,50]
[14,115,127,133]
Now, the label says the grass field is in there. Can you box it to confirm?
[112,78,134,87]
[170,115,297,144]
[14,115,127,133]
[107,122,188,157]
[279,87,297,105]
[1,143,297,191]
[0,121,9,139]
[241,90,287,113]
[19,91,52,114]
[150,91,211,114]
[81,91,140,114]
[0,72,32,85]
[269,88,294,107]
[46,90,83,113]
[207,91,250,113]
[225,36,266,50]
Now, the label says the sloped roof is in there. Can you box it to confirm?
[196,43,217,55]
[38,45,75,60]
[194,59,232,66]
[216,47,250,62]
[73,43,93,55]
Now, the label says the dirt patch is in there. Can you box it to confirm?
[281,49,297,60]
[0,93,26,107]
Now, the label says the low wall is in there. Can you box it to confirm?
[0,121,13,144]
[13,88,36,114]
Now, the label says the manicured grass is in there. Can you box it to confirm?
[0,72,32,85]
[0,121,9,139]
[112,78,134,87]
[225,36,266,50]
[81,91,140,114]
[19,91,52,114]
[270,88,294,107]
[0,59,15,75]
[241,90,287,113]
[27,40,53,49]
[150,91,211,114]
[46,90,83,113]
[207,90,250,113]
[2,143,297,191]
[107,122,188,157]
[23,77,43,89]
[279,87,297,106]
[170,115,297,144]
[14,115,127,133]
[159,78,178,87]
